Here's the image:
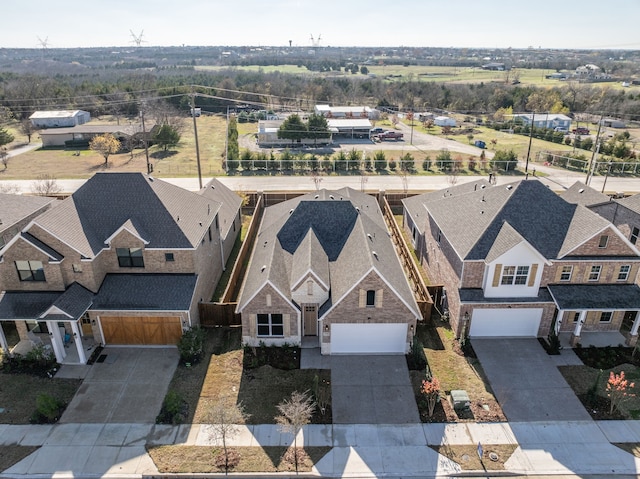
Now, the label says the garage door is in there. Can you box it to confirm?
[469,308,542,338]
[100,316,183,345]
[331,323,407,354]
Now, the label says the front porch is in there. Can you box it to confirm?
[559,330,628,349]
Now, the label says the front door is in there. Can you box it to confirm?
[303,305,317,336]
[81,314,93,336]
[622,311,637,333]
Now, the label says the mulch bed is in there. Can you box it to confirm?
[578,394,626,420]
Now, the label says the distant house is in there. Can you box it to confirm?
[481,62,505,71]
[30,110,90,129]
[38,123,156,148]
[600,118,626,129]
[512,113,571,131]
[237,188,420,354]
[575,64,610,80]
[434,116,456,127]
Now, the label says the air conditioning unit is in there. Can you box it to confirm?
[450,389,471,411]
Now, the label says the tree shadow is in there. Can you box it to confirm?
[151,150,178,159]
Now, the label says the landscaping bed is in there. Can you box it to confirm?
[410,319,506,423]
[0,445,39,471]
[148,445,331,473]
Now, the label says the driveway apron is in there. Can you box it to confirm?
[472,339,591,422]
[59,347,179,424]
[331,355,420,424]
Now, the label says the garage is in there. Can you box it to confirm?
[330,323,408,354]
[99,316,183,345]
[469,308,542,338]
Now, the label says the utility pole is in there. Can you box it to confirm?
[140,110,151,174]
[525,111,535,174]
[586,113,604,186]
[224,106,229,173]
[190,92,203,189]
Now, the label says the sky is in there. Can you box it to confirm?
[1,0,639,50]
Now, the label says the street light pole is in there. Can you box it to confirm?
[190,92,203,189]
[525,111,535,174]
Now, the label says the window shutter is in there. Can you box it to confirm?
[249,314,256,337]
[376,289,383,308]
[283,314,290,337]
[528,264,538,287]
[554,266,563,283]
[630,264,639,283]
[359,289,366,307]
[492,264,502,287]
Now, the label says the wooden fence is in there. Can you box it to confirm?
[199,302,241,327]
[380,195,433,320]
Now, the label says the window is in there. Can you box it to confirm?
[257,313,284,336]
[165,253,175,262]
[15,260,45,281]
[618,265,631,281]
[598,235,609,248]
[560,265,573,281]
[117,247,144,267]
[588,265,601,281]
[599,311,613,323]
[500,265,529,285]
[366,290,376,307]
[631,227,639,245]
[0,236,5,249]
[72,263,82,273]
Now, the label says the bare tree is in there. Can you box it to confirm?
[31,174,61,196]
[276,390,316,473]
[310,170,323,190]
[205,401,250,475]
[20,120,37,143]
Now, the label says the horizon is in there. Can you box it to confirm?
[1,0,639,51]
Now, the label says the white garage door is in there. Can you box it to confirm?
[331,323,408,354]
[469,308,542,337]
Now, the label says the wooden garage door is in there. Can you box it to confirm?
[100,316,183,345]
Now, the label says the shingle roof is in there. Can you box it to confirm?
[549,284,640,310]
[50,282,94,319]
[33,173,219,257]
[0,291,63,319]
[238,188,419,317]
[0,193,54,236]
[91,274,197,311]
[560,181,611,207]
[615,193,640,215]
[198,178,241,240]
[406,179,611,262]
[21,232,64,261]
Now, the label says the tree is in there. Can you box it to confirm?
[205,401,250,474]
[307,114,330,147]
[607,371,635,415]
[466,133,474,144]
[31,174,61,196]
[0,127,15,148]
[0,148,8,170]
[442,125,452,137]
[20,120,37,143]
[421,377,441,417]
[153,123,181,152]
[278,114,307,146]
[275,391,315,473]
[90,134,121,165]
[436,150,453,171]
[491,149,518,171]
[373,151,387,171]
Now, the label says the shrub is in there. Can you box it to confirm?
[422,156,432,171]
[177,327,205,364]
[156,390,188,424]
[406,336,427,370]
[31,393,65,423]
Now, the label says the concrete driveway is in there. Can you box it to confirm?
[331,355,420,424]
[60,347,179,424]
[472,339,591,422]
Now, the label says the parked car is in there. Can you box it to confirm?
[474,140,486,149]
[572,127,590,135]
[554,127,569,133]
[370,127,385,136]
[378,130,403,141]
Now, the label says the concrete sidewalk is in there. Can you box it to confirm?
[2,420,640,477]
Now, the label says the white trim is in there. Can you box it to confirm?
[39,305,73,319]
[290,269,330,293]
[0,234,61,261]
[103,224,150,246]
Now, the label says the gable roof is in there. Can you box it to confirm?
[238,188,419,318]
[406,179,612,262]
[615,193,640,215]
[198,178,242,240]
[0,193,55,235]
[560,181,611,207]
[31,173,221,258]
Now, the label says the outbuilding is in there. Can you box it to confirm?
[30,110,90,129]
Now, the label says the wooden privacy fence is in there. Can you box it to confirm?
[199,302,241,327]
[381,195,433,320]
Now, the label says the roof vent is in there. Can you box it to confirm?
[177,216,180,221]
[578,188,585,193]
[474,184,477,191]
[208,204,210,215]
[289,209,294,214]
[148,176,154,182]
[199,222,203,227]
[329,195,334,200]
[211,185,215,189]
[264,241,268,247]
[367,233,373,241]
[506,185,513,190]
[356,207,360,213]
[481,195,485,202]
[314,194,319,199]
[481,185,486,189]
[261,265,266,272]
[372,251,378,260]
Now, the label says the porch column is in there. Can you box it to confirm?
[571,310,587,347]
[70,321,87,364]
[46,320,66,363]
[0,324,9,355]
[627,310,640,347]
[555,310,564,335]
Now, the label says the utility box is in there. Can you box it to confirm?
[450,390,471,411]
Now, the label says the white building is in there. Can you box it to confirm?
[314,105,379,120]
[434,116,457,127]
[30,110,91,129]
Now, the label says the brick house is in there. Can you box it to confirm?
[0,193,55,250]
[0,172,241,364]
[403,179,640,346]
[237,188,420,355]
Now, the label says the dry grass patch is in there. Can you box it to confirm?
[148,445,331,473]
[430,444,517,470]
[0,374,81,424]
[0,445,39,470]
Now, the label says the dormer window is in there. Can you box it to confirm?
[500,265,529,285]
[15,260,46,282]
[117,248,144,268]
